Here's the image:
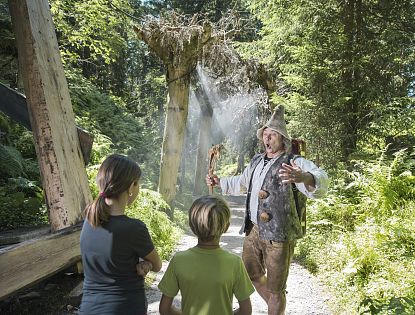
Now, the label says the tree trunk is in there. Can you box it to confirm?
[9,0,92,231]
[178,126,189,194]
[342,0,358,160]
[133,17,214,206]
[193,87,213,196]
[236,150,245,174]
[158,67,190,205]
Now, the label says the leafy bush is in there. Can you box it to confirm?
[0,143,45,230]
[66,69,162,185]
[126,189,182,260]
[296,150,415,314]
[0,177,47,231]
[0,145,25,178]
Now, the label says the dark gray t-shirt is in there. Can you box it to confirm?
[80,215,154,315]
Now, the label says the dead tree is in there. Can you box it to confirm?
[0,0,92,300]
[9,0,92,231]
[134,13,235,206]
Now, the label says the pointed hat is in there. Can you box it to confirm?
[256,105,291,150]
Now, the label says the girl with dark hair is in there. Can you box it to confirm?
[80,154,162,315]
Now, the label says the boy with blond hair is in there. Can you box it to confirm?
[158,196,254,315]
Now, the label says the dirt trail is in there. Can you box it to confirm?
[146,197,332,314]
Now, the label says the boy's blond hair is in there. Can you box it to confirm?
[189,196,230,242]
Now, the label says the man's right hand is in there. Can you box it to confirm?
[205,174,220,187]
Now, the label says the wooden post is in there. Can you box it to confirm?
[9,0,92,231]
[0,83,94,165]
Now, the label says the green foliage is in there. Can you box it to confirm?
[50,0,130,66]
[241,0,415,164]
[0,177,47,231]
[297,150,415,314]
[0,118,43,230]
[0,144,25,177]
[349,150,415,218]
[360,297,415,315]
[126,189,182,260]
[66,69,163,187]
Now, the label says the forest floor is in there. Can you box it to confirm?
[0,196,333,315]
[146,196,333,315]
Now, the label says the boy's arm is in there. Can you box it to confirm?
[234,297,252,315]
[159,294,182,315]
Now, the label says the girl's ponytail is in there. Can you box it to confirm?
[84,193,111,228]
[83,154,141,228]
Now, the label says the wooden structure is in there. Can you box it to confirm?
[0,0,92,300]
[0,83,94,165]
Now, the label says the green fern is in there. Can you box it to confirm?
[0,145,25,178]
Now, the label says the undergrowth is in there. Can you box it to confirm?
[296,149,415,314]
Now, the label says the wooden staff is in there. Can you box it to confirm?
[207,144,224,195]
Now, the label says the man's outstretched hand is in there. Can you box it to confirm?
[279,159,315,189]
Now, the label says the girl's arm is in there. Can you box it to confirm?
[159,294,182,315]
[234,298,252,315]
[144,248,162,272]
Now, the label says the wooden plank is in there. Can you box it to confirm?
[0,84,31,129]
[9,0,92,231]
[0,225,82,301]
[0,225,50,246]
[0,83,94,164]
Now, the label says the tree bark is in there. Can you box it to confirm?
[193,85,213,195]
[158,67,191,204]
[236,150,245,174]
[9,0,92,231]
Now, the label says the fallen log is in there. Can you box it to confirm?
[0,223,82,301]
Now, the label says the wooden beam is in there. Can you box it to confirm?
[0,225,82,301]
[0,84,31,130]
[9,0,92,231]
[0,83,94,165]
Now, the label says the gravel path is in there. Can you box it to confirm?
[146,197,332,315]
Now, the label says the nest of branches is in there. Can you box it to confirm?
[134,10,240,67]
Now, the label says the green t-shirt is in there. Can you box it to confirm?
[158,246,255,315]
